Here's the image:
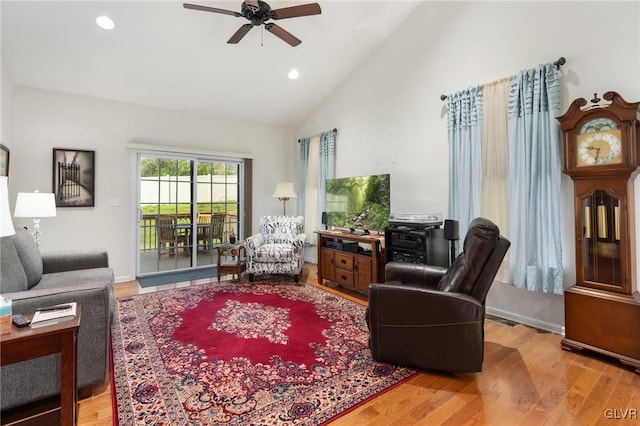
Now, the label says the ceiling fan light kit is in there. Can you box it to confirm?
[184,1,321,47]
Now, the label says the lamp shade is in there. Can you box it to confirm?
[14,192,57,218]
[0,177,15,237]
[272,182,298,199]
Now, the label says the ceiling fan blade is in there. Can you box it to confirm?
[183,3,242,17]
[264,23,301,47]
[227,24,254,44]
[271,3,321,20]
[244,0,260,12]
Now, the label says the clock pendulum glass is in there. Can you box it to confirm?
[582,191,621,286]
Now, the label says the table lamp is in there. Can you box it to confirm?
[14,190,57,246]
[0,176,15,237]
[272,182,297,215]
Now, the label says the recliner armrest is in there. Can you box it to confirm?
[385,262,447,289]
[368,282,483,326]
[42,249,109,274]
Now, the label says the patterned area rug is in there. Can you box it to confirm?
[112,279,417,425]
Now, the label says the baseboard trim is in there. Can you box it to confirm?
[485,306,565,335]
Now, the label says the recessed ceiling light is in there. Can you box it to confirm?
[288,69,299,80]
[96,15,115,30]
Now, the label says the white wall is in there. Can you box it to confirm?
[10,87,296,282]
[297,1,640,332]
[1,57,13,146]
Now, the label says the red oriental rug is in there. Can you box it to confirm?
[111,279,417,425]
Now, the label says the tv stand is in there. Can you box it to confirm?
[315,230,385,295]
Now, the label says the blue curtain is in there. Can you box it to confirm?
[448,86,483,239]
[318,130,336,228]
[298,137,310,215]
[507,64,563,294]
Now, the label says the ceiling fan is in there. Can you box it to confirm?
[183,1,321,47]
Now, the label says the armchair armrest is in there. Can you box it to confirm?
[291,233,306,252]
[244,234,264,257]
[385,261,447,289]
[42,249,109,274]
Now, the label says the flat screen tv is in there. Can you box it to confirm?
[325,173,390,233]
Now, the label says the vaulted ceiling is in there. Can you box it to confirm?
[2,1,422,128]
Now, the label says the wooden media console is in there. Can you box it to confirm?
[315,230,385,295]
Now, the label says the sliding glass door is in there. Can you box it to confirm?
[193,160,241,268]
[136,153,242,277]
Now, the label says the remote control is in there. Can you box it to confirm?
[12,314,29,328]
[36,304,72,312]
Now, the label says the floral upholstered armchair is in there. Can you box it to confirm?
[245,216,306,282]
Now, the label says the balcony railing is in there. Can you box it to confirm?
[139,213,238,251]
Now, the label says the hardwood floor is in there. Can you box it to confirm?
[77,264,640,425]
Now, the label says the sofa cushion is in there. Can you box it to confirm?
[0,238,28,293]
[437,218,499,294]
[12,228,43,289]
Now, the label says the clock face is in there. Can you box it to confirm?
[576,129,622,166]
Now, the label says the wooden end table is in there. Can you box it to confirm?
[216,243,246,281]
[0,306,81,426]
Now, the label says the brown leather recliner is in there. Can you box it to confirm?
[367,217,510,373]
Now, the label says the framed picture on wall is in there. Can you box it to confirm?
[0,145,9,177]
[53,148,95,207]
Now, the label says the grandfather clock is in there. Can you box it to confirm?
[557,91,640,372]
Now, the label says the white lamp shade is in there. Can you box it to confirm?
[14,192,57,218]
[0,177,15,237]
[272,182,298,199]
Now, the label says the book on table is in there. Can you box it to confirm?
[31,302,77,329]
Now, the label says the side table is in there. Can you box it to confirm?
[216,243,246,281]
[0,306,81,426]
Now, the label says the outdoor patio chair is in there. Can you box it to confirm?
[157,216,188,256]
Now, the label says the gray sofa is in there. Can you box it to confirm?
[0,228,115,410]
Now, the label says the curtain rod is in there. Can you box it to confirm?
[440,56,566,101]
[297,128,337,143]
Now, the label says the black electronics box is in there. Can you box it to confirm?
[342,242,359,253]
[359,248,373,257]
[324,239,342,250]
[324,239,359,253]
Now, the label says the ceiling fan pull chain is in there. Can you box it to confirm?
[261,25,264,47]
